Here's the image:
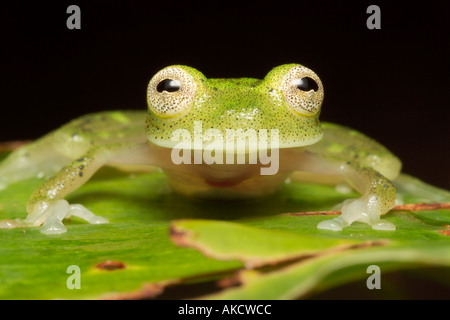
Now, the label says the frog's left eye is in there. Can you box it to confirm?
[280,65,324,116]
[147,66,197,117]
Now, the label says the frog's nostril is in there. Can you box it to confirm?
[156,79,181,93]
[293,77,319,92]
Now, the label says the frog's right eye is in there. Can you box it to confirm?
[147,66,197,117]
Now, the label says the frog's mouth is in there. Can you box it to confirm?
[204,178,244,188]
[147,128,323,152]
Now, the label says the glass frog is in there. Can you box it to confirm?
[0,64,446,234]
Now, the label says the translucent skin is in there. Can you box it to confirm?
[0,64,404,234]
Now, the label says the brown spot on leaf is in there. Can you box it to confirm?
[217,273,244,289]
[393,203,450,211]
[282,210,341,216]
[169,220,192,247]
[95,260,127,271]
[0,140,32,152]
[346,240,388,249]
[439,224,450,236]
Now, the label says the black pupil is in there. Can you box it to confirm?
[156,79,181,93]
[295,77,319,92]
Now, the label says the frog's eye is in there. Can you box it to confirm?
[156,79,181,93]
[293,77,319,92]
[147,66,197,117]
[280,66,324,116]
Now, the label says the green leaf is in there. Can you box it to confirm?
[170,219,363,268]
[0,164,449,299]
[201,243,450,299]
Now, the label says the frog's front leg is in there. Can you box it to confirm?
[289,150,397,231]
[3,143,150,234]
[0,111,147,191]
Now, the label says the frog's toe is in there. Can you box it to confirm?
[67,204,109,224]
[28,199,70,234]
[370,219,396,231]
[317,217,347,231]
[40,216,67,234]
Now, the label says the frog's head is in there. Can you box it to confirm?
[145,64,324,152]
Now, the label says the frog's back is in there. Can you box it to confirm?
[307,122,402,180]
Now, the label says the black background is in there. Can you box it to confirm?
[1,0,449,188]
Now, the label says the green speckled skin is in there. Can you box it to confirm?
[0,64,405,233]
[310,122,401,181]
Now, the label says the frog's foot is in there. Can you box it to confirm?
[22,200,108,234]
[317,196,395,231]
